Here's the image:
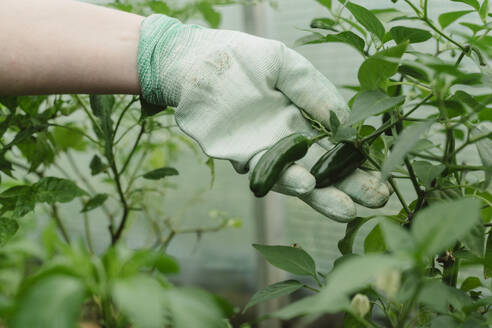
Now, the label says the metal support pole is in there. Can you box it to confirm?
[243,4,287,328]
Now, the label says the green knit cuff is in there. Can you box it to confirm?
[137,14,182,106]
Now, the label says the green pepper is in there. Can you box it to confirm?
[310,143,366,188]
[250,133,311,197]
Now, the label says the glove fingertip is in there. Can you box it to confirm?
[272,164,316,196]
[299,187,356,223]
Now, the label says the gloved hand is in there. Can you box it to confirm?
[137,15,391,222]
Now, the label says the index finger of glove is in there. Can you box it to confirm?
[276,47,350,128]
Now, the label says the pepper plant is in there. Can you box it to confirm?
[245,0,492,327]
[0,1,248,327]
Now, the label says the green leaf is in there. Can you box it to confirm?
[34,177,87,204]
[113,275,168,328]
[164,288,227,328]
[364,224,386,253]
[346,2,385,41]
[389,26,432,44]
[205,158,215,189]
[0,217,18,246]
[320,31,366,54]
[89,94,114,119]
[358,42,408,90]
[472,126,492,189]
[412,161,446,188]
[338,217,372,255]
[412,198,481,258]
[243,280,303,313]
[121,250,180,276]
[89,155,107,176]
[460,276,482,291]
[0,96,17,111]
[381,120,433,179]
[485,230,492,279]
[17,134,55,171]
[379,219,415,253]
[197,2,221,28]
[148,0,170,14]
[81,193,108,213]
[89,95,115,155]
[462,223,485,257]
[438,10,473,29]
[52,124,87,152]
[142,167,179,180]
[316,0,332,9]
[0,185,35,218]
[310,18,337,31]
[11,275,87,328]
[253,244,317,278]
[348,90,405,125]
[480,0,490,23]
[452,0,480,10]
[140,97,166,118]
[418,280,471,314]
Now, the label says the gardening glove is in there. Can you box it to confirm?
[137,14,391,222]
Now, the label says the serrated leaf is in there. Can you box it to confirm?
[390,26,432,44]
[412,198,481,258]
[346,2,385,41]
[358,42,408,90]
[243,280,303,313]
[452,0,480,10]
[34,177,87,204]
[381,120,433,179]
[89,155,107,176]
[81,193,108,213]
[253,244,317,278]
[364,224,386,253]
[412,161,446,188]
[142,167,179,180]
[439,10,473,29]
[348,90,405,125]
[0,217,18,246]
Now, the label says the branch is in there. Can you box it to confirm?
[119,121,146,176]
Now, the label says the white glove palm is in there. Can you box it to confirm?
[138,15,390,222]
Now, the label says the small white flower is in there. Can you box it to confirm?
[351,293,370,318]
[375,270,401,298]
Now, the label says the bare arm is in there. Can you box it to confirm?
[0,0,143,95]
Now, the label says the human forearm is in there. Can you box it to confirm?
[0,0,143,95]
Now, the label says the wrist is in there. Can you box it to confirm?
[138,14,184,106]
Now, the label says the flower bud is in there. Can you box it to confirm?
[351,293,370,318]
[375,269,400,298]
